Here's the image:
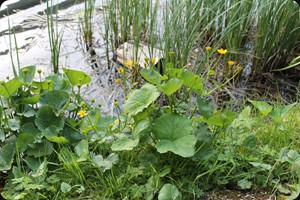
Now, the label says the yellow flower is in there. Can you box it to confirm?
[78,110,87,118]
[114,119,119,125]
[228,60,235,66]
[150,58,156,64]
[205,46,212,51]
[236,66,243,72]
[118,67,124,74]
[217,48,227,55]
[125,61,133,67]
[115,78,121,84]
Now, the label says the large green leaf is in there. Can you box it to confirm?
[8,118,20,131]
[19,66,36,83]
[159,78,183,96]
[31,80,54,93]
[197,97,214,119]
[111,138,139,151]
[63,68,91,86]
[26,140,53,157]
[181,69,203,90]
[91,153,119,171]
[0,143,15,171]
[0,129,4,141]
[153,114,196,157]
[248,100,273,116]
[46,74,71,91]
[39,90,69,113]
[133,119,152,140]
[17,133,35,152]
[140,68,162,85]
[75,140,89,161]
[124,84,160,117]
[0,78,23,98]
[269,103,296,122]
[35,106,64,131]
[207,110,236,127]
[158,184,182,200]
[42,126,68,144]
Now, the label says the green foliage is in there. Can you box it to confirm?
[158,184,182,200]
[1,64,299,199]
[123,83,160,116]
[153,114,196,157]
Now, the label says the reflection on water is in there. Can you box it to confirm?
[0,0,123,115]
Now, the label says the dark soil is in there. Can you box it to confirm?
[201,190,283,200]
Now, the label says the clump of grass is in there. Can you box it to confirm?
[46,0,63,74]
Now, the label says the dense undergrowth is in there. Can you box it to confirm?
[0,0,300,199]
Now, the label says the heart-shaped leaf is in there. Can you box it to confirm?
[0,143,15,171]
[111,138,139,151]
[35,106,64,131]
[0,79,23,98]
[19,66,36,83]
[63,68,91,86]
[159,78,183,96]
[39,90,69,113]
[124,84,160,117]
[269,103,296,122]
[153,114,196,157]
[91,153,119,171]
[140,68,162,85]
[158,184,182,200]
[248,100,273,116]
[75,140,89,161]
[207,110,236,127]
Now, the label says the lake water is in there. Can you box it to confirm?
[0,0,123,115]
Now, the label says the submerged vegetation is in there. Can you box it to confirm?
[0,0,300,199]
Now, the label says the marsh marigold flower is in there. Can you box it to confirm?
[205,46,212,51]
[125,61,133,67]
[115,78,121,84]
[228,60,235,66]
[217,48,227,55]
[78,109,87,118]
[150,58,156,64]
[118,67,124,74]
[236,66,243,72]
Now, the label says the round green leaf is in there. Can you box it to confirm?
[159,78,183,96]
[35,106,64,131]
[153,114,196,157]
[0,78,23,98]
[124,84,160,117]
[63,68,92,86]
[61,182,72,193]
[248,100,273,116]
[207,110,236,127]
[39,90,69,113]
[140,68,162,85]
[158,184,182,200]
[19,66,36,83]
[111,138,139,151]
[0,143,15,171]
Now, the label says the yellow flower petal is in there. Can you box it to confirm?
[78,110,87,118]
[125,61,133,67]
[115,78,121,84]
[217,48,227,55]
[228,60,235,66]
[205,46,212,51]
[118,68,124,74]
[150,58,156,64]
